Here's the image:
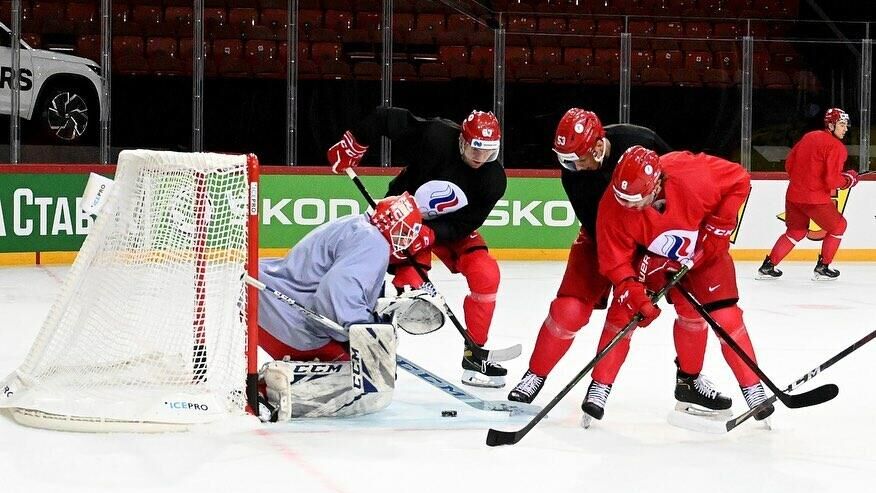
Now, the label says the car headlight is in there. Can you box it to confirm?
[88,64,102,76]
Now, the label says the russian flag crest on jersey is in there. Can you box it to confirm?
[647,229,698,263]
[414,181,469,218]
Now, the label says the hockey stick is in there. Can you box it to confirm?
[243,275,539,416]
[674,285,838,409]
[343,167,522,363]
[725,327,876,432]
[396,356,542,416]
[485,265,690,447]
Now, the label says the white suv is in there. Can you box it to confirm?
[0,22,102,144]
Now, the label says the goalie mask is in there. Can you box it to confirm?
[553,108,607,171]
[460,110,501,167]
[612,145,662,209]
[370,193,424,256]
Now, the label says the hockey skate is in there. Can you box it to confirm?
[507,370,546,403]
[756,255,783,280]
[461,342,507,388]
[673,363,732,418]
[813,255,840,281]
[742,383,775,427]
[580,380,611,429]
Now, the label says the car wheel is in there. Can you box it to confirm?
[40,87,95,144]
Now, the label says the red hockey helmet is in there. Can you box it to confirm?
[611,145,662,207]
[552,108,606,171]
[370,193,424,255]
[824,108,850,128]
[460,110,501,164]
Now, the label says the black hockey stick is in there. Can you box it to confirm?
[726,327,876,432]
[485,265,690,447]
[343,168,522,363]
[243,275,538,415]
[674,285,838,409]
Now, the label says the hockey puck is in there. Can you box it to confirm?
[441,410,457,417]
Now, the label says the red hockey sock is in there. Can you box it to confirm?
[592,324,633,385]
[768,234,797,265]
[673,316,708,375]
[528,297,593,376]
[463,292,495,346]
[820,233,843,264]
[712,306,759,387]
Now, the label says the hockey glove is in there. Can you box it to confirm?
[616,278,661,327]
[697,215,735,263]
[327,130,368,174]
[841,169,859,190]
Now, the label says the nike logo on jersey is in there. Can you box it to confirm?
[708,284,721,292]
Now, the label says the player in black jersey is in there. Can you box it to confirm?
[328,107,508,388]
[507,108,673,404]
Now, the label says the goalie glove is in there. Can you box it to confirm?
[376,288,445,335]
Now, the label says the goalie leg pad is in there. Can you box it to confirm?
[261,324,397,419]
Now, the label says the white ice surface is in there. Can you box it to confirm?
[1,260,875,493]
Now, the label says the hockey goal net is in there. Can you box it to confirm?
[0,150,260,432]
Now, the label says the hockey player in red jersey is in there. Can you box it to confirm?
[327,107,508,387]
[582,146,775,424]
[506,108,702,404]
[759,108,858,280]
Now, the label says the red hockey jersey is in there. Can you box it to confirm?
[596,151,751,285]
[785,129,848,204]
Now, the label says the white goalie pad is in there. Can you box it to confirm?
[262,323,396,419]
[376,289,445,335]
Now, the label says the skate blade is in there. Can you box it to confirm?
[812,274,839,281]
[674,402,732,419]
[580,413,594,429]
[667,409,726,434]
[755,273,781,280]
[461,371,506,389]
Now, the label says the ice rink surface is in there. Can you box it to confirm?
[1,260,874,493]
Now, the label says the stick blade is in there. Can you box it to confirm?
[783,383,839,408]
[486,428,521,447]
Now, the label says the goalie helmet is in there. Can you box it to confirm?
[460,110,501,164]
[553,108,606,171]
[370,192,424,256]
[824,108,849,128]
[611,145,662,208]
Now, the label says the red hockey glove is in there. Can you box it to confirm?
[841,169,859,190]
[615,278,661,327]
[697,216,735,263]
[327,131,368,174]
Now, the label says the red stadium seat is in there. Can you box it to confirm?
[712,22,741,40]
[146,37,177,58]
[594,48,619,68]
[563,47,593,67]
[113,36,145,58]
[507,14,537,32]
[596,18,623,36]
[393,62,417,81]
[356,11,381,30]
[546,64,577,83]
[446,14,477,32]
[320,59,352,80]
[532,46,560,65]
[31,2,64,30]
[641,66,672,86]
[417,13,446,32]
[761,69,793,89]
[419,63,450,81]
[66,2,98,32]
[438,45,469,64]
[76,34,100,61]
[470,46,494,66]
[131,4,163,27]
[628,20,654,37]
[684,21,712,39]
[324,10,354,31]
[298,10,323,30]
[579,65,612,85]
[653,49,683,70]
[671,67,701,87]
[654,21,684,38]
[260,9,287,31]
[204,8,227,29]
[505,46,531,67]
[393,13,416,34]
[713,50,740,71]
[115,53,150,76]
[311,42,343,61]
[630,49,653,70]
[537,16,566,33]
[702,68,733,88]
[684,50,712,72]
[449,63,481,79]
[566,17,596,36]
[512,64,547,83]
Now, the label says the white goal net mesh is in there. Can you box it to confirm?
[0,150,258,431]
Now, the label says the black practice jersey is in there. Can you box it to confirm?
[561,124,672,238]
[353,107,507,244]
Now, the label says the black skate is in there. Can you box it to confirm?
[742,383,775,422]
[674,364,732,418]
[580,380,612,428]
[507,370,546,403]
[461,343,507,388]
[756,255,783,280]
[813,255,840,281]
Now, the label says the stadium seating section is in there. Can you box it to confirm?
[2,0,817,90]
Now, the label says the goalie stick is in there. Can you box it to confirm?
[485,265,690,447]
[243,275,539,416]
[674,285,839,409]
[343,167,522,363]
[725,327,876,432]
